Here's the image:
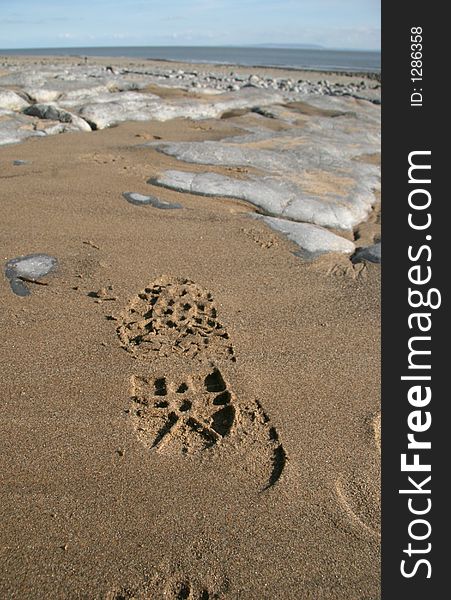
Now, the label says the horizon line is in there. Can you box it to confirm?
[0,43,381,53]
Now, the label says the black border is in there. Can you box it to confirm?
[382,3,445,596]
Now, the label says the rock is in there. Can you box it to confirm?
[122,192,182,209]
[0,90,29,111]
[23,104,92,132]
[0,114,46,146]
[79,97,161,129]
[0,62,381,166]
[49,84,111,105]
[150,169,364,231]
[4,253,58,296]
[256,216,355,257]
[23,88,62,103]
[149,111,380,230]
[297,94,381,123]
[0,71,47,87]
[252,105,300,122]
[78,88,283,129]
[352,242,381,264]
[60,90,157,109]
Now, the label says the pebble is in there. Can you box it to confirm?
[122,192,183,209]
[4,253,58,296]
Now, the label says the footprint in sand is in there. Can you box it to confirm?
[117,275,286,491]
[117,277,235,362]
[335,411,381,538]
[129,369,236,455]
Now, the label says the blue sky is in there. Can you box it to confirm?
[0,0,380,50]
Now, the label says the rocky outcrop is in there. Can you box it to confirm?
[23,103,92,131]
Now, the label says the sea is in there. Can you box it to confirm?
[0,46,381,73]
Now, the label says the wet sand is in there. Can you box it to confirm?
[0,60,380,599]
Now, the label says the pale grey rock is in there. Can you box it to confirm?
[155,140,292,172]
[298,94,381,124]
[79,97,162,129]
[5,253,58,296]
[0,90,29,111]
[34,121,87,136]
[150,113,380,230]
[23,88,62,103]
[78,88,284,129]
[352,242,381,264]
[23,79,142,106]
[150,170,372,230]
[0,114,45,146]
[256,215,355,257]
[0,71,48,87]
[57,87,137,108]
[0,61,381,220]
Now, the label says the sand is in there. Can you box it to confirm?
[0,58,380,599]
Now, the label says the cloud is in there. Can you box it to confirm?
[0,0,380,50]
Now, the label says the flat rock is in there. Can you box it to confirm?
[148,106,380,231]
[79,97,161,129]
[122,192,182,209]
[78,88,283,129]
[256,215,355,257]
[0,114,46,146]
[150,170,367,230]
[148,166,373,230]
[58,89,149,109]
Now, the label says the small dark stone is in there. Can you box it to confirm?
[352,243,381,264]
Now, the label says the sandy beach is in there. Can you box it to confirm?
[0,56,380,599]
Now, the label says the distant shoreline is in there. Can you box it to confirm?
[0,46,381,76]
[140,57,381,78]
[0,54,381,82]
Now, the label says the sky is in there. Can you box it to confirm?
[0,0,381,51]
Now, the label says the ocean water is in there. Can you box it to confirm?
[0,46,380,73]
